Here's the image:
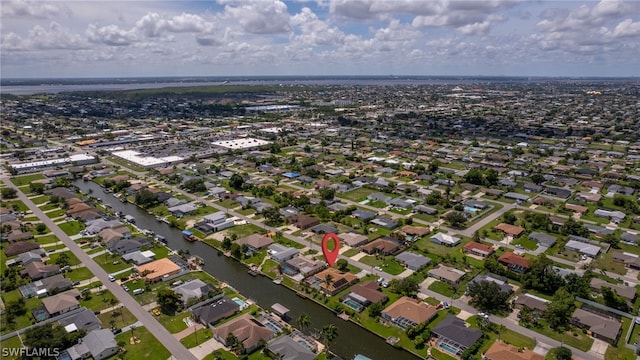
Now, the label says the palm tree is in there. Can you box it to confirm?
[321,324,338,355]
[323,274,334,292]
[296,313,311,334]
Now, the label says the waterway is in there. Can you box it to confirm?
[74,180,417,360]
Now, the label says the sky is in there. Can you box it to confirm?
[1,0,639,78]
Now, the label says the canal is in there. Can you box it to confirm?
[75,180,418,360]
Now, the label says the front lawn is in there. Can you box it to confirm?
[93,253,132,273]
[80,289,118,312]
[65,267,95,282]
[45,209,66,218]
[157,311,191,334]
[428,281,455,298]
[35,235,59,244]
[30,195,49,205]
[115,326,170,360]
[98,306,137,329]
[58,220,85,235]
[47,251,80,266]
[180,327,213,348]
[338,187,376,202]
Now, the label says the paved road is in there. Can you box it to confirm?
[3,179,196,360]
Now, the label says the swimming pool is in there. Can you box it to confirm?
[439,342,459,355]
[464,206,480,213]
[231,297,247,309]
[343,299,364,312]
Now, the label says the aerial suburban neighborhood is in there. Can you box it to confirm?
[1,78,639,360]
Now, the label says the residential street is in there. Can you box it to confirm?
[3,179,197,360]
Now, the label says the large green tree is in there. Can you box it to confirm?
[522,254,565,294]
[602,287,630,312]
[157,288,182,314]
[467,280,512,313]
[389,277,420,297]
[544,288,575,329]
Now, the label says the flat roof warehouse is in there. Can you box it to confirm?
[111,150,184,169]
[211,138,271,150]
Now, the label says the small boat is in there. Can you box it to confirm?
[155,216,163,222]
[248,269,259,276]
[182,230,197,242]
[273,278,282,285]
[154,235,167,244]
[296,293,308,299]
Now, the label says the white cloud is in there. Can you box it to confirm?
[1,22,86,51]
[1,0,67,19]
[220,0,291,34]
[86,24,138,46]
[291,7,345,46]
[612,18,640,37]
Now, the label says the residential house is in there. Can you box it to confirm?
[122,250,155,265]
[430,233,461,247]
[468,273,513,294]
[236,234,274,253]
[42,289,81,316]
[289,214,320,229]
[483,340,544,360]
[428,265,466,285]
[400,225,430,241]
[498,252,530,273]
[565,203,589,214]
[590,278,637,304]
[213,314,275,354]
[4,241,40,256]
[351,209,377,221]
[59,308,102,332]
[381,296,437,330]
[85,218,124,235]
[266,336,315,360]
[310,223,339,235]
[414,205,438,215]
[395,252,431,271]
[348,281,388,306]
[108,237,152,255]
[65,329,119,360]
[19,274,72,298]
[370,217,399,230]
[463,241,495,258]
[528,232,557,247]
[621,232,639,246]
[611,251,640,270]
[268,244,299,264]
[514,293,549,315]
[136,258,181,282]
[174,279,213,305]
[21,262,60,280]
[202,211,235,231]
[494,223,524,238]
[571,308,621,344]
[594,209,626,223]
[504,192,529,202]
[431,315,483,357]
[367,192,392,204]
[310,268,358,296]
[16,249,46,266]
[167,203,199,217]
[545,186,572,199]
[564,240,601,257]
[191,296,239,326]
[339,232,369,247]
[284,256,326,277]
[362,238,402,255]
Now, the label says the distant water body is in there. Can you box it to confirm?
[1,76,634,95]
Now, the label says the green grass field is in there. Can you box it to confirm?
[10,174,45,186]
[116,326,170,360]
[57,220,85,235]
